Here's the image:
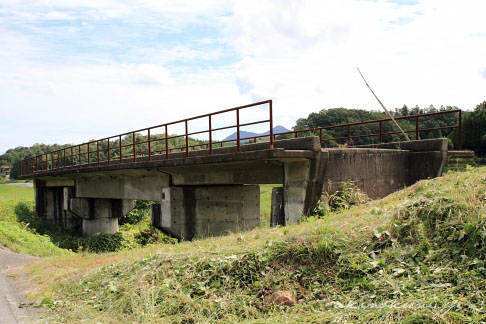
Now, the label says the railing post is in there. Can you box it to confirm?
[107,139,110,166]
[71,147,74,169]
[458,110,462,150]
[132,132,136,162]
[78,145,81,167]
[51,153,54,171]
[236,109,241,152]
[119,135,122,164]
[148,129,151,161]
[165,125,169,160]
[57,151,60,170]
[185,120,189,157]
[97,141,100,166]
[31,158,34,175]
[269,100,274,149]
[209,115,213,155]
[379,121,383,143]
[347,125,351,144]
[415,116,419,140]
[319,129,322,147]
[63,148,66,170]
[87,143,90,167]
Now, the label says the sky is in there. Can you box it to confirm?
[1,0,485,154]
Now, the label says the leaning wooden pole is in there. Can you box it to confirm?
[357,67,410,141]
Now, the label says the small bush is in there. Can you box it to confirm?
[313,182,368,217]
[326,181,368,212]
[119,200,154,225]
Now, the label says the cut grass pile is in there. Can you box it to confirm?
[33,167,486,323]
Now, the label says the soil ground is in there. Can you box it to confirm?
[0,247,41,323]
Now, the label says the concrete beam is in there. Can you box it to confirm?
[164,160,284,185]
[75,174,170,201]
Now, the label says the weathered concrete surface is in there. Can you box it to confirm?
[324,148,408,199]
[70,198,134,235]
[447,150,475,158]
[151,185,260,240]
[326,139,449,199]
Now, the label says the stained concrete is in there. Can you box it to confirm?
[152,185,260,240]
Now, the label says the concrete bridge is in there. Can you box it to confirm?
[20,101,451,240]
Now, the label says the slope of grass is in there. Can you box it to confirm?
[0,185,72,256]
[0,220,71,257]
[31,167,486,323]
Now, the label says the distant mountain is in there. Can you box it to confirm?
[223,125,290,141]
[261,125,290,136]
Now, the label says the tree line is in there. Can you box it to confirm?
[291,101,485,152]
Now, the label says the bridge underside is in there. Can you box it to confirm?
[30,137,448,239]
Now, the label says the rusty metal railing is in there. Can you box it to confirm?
[278,109,462,149]
[20,104,462,178]
[20,100,274,177]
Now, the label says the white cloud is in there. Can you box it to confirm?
[135,64,172,86]
[226,0,486,120]
[1,0,485,154]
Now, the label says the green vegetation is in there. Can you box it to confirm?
[294,105,463,148]
[259,184,279,227]
[0,220,70,256]
[0,184,34,202]
[13,200,177,253]
[29,167,486,323]
[0,185,70,256]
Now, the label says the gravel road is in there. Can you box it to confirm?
[0,248,40,323]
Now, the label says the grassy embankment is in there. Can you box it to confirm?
[26,167,486,323]
[0,185,70,256]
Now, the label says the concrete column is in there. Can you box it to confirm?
[34,179,46,217]
[283,151,328,224]
[270,187,284,227]
[151,185,260,240]
[283,161,310,224]
[34,180,63,223]
[70,198,134,235]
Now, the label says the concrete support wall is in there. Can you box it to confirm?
[34,179,80,229]
[151,185,260,240]
[324,149,409,199]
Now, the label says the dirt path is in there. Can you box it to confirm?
[0,247,41,323]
